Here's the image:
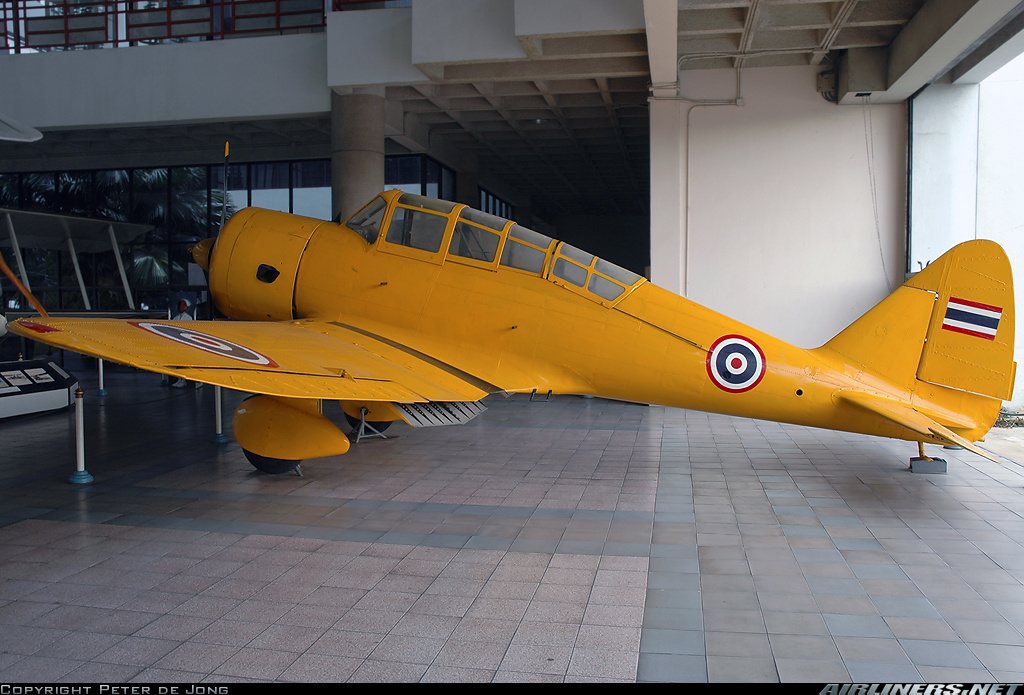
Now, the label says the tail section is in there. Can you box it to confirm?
[815,240,1014,460]
[821,239,1015,401]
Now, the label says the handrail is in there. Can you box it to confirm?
[0,0,406,52]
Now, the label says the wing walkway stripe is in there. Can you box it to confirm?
[329,321,500,394]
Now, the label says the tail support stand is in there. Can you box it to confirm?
[352,407,388,444]
[910,441,947,474]
[69,387,94,484]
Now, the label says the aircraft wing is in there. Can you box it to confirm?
[8,317,494,403]
[837,390,998,463]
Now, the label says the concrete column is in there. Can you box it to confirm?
[644,0,684,293]
[648,97,686,294]
[331,89,386,221]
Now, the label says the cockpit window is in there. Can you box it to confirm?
[397,192,458,214]
[588,273,625,301]
[559,243,595,268]
[500,240,546,273]
[458,207,507,232]
[594,258,642,287]
[547,241,642,303]
[509,224,552,250]
[553,257,588,287]
[499,225,553,274]
[450,222,500,262]
[346,196,387,245]
[385,206,449,253]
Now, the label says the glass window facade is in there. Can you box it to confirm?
[1,154,457,314]
[385,155,455,200]
[479,187,512,218]
[292,160,331,220]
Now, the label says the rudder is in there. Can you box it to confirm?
[909,239,1015,400]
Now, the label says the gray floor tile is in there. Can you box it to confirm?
[898,639,988,669]
[637,652,707,682]
[845,661,923,682]
[5,372,1024,682]
[823,613,895,638]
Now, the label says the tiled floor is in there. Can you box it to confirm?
[2,363,1024,682]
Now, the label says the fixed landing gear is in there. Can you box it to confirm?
[243,449,302,476]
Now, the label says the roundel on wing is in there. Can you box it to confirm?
[131,322,279,368]
[706,334,766,393]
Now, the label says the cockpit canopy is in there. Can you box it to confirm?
[345,191,645,305]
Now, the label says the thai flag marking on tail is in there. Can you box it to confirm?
[942,297,1002,340]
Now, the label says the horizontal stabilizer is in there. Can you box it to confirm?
[394,401,486,427]
[838,390,998,463]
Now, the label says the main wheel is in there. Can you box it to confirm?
[343,413,393,433]
[243,449,301,474]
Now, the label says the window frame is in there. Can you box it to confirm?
[546,241,644,307]
[377,194,457,265]
[497,224,555,277]
[444,206,512,271]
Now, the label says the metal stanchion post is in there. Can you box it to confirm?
[96,358,107,396]
[211,385,229,443]
[69,387,94,484]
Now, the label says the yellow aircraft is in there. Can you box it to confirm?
[5,189,1016,474]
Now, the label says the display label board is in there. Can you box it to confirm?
[0,359,79,419]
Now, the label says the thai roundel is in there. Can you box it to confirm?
[131,322,279,368]
[706,334,766,393]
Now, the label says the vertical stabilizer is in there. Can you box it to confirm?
[820,239,1015,401]
[909,240,1015,400]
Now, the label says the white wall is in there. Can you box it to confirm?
[0,33,330,129]
[514,0,645,36]
[648,98,685,292]
[978,53,1024,408]
[327,0,646,89]
[651,66,907,348]
[909,82,980,271]
[412,0,524,65]
[327,8,427,88]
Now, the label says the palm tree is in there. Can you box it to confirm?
[0,166,235,309]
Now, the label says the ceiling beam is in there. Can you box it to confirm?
[533,79,622,214]
[410,83,573,215]
[951,1,1024,83]
[840,0,1024,103]
[644,0,678,95]
[810,0,861,65]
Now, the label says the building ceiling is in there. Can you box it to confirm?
[386,75,652,221]
[675,0,927,69]
[388,0,947,220]
[3,0,1023,224]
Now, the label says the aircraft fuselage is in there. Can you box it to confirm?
[208,191,1003,448]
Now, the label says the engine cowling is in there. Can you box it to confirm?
[207,208,326,321]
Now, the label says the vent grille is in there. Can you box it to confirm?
[394,401,486,427]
